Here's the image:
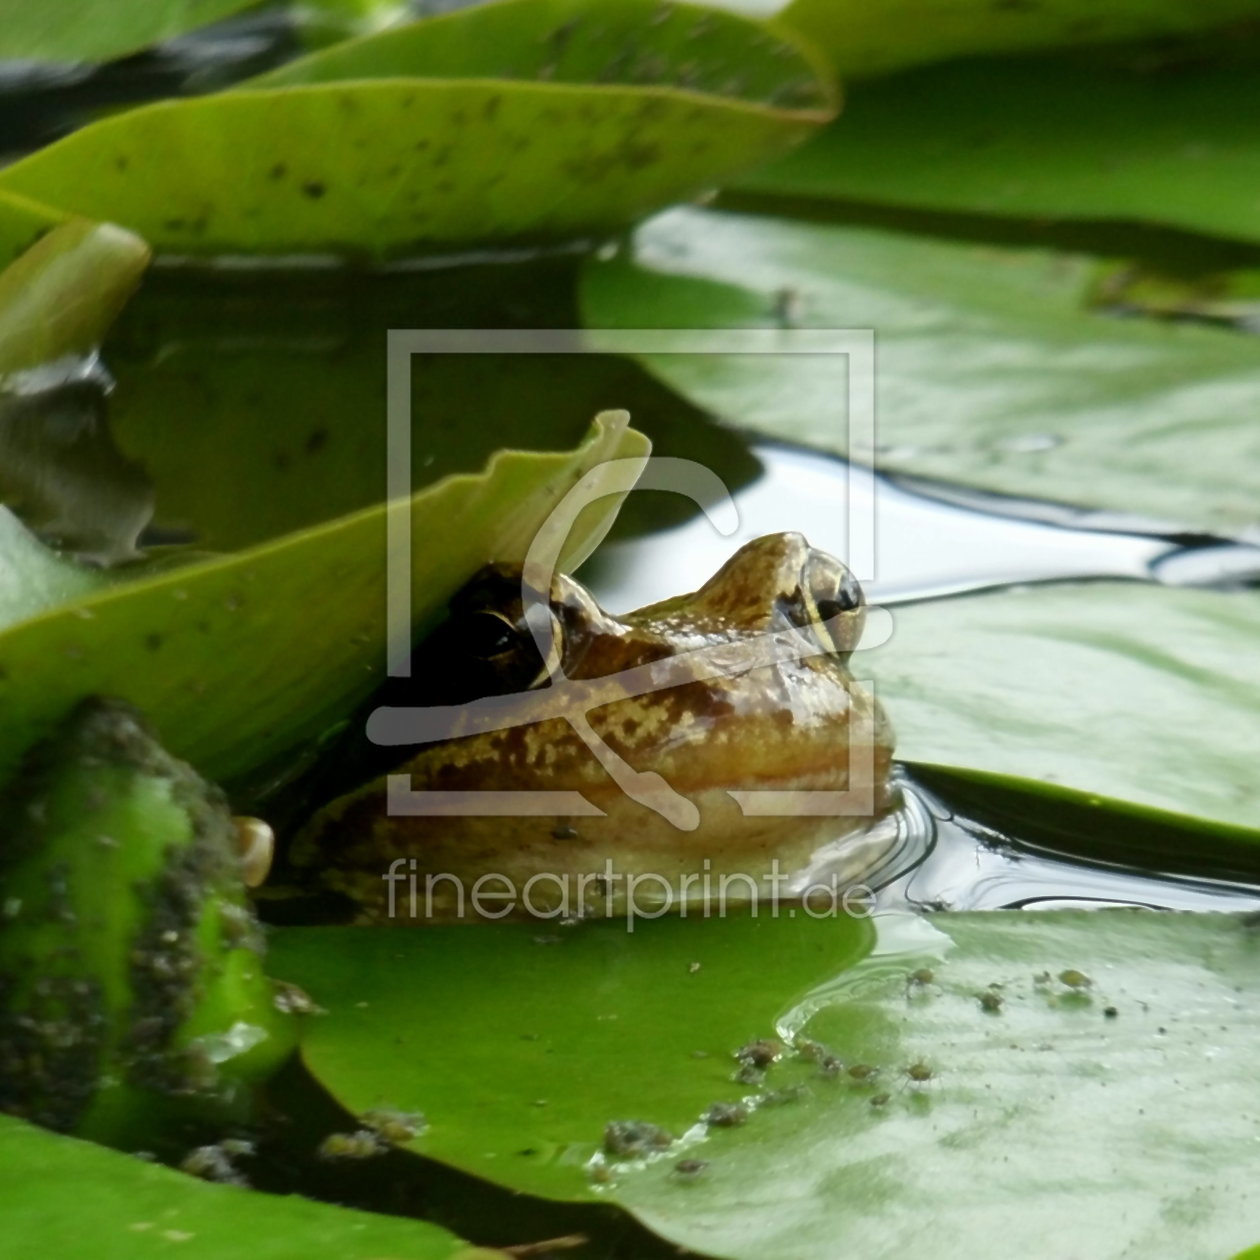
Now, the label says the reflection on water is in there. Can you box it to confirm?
[581,440,1260,609]
[863,771,1260,916]
[0,360,154,566]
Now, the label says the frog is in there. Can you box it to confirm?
[289,532,897,923]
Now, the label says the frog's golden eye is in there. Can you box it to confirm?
[800,552,864,656]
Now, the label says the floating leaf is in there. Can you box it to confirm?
[0,412,648,790]
[0,2,832,260]
[270,908,1260,1260]
[0,0,257,64]
[741,58,1260,244]
[865,582,1260,831]
[269,912,874,1200]
[0,508,113,628]
[0,1113,496,1259]
[253,0,834,113]
[607,910,1260,1260]
[0,189,68,268]
[781,0,1260,77]
[582,206,1260,537]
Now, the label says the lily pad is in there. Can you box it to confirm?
[0,412,648,791]
[740,57,1260,244]
[0,1113,497,1259]
[0,507,113,627]
[0,3,831,260]
[0,0,256,65]
[253,0,832,112]
[608,910,1260,1260]
[269,911,875,1201]
[582,206,1260,537]
[781,0,1260,77]
[864,581,1260,832]
[0,189,68,268]
[269,908,1260,1259]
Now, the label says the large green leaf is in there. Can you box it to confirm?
[781,0,1260,77]
[866,582,1260,832]
[269,912,875,1201]
[608,910,1260,1260]
[740,58,1260,243]
[0,3,831,260]
[253,0,832,112]
[270,909,1260,1259]
[0,1114,496,1259]
[0,412,647,791]
[0,0,256,64]
[582,206,1260,537]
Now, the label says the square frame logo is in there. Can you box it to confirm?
[377,328,879,829]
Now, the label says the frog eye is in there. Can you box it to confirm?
[452,606,564,691]
[800,553,865,656]
[463,610,520,660]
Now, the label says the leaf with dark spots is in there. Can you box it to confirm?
[0,413,646,790]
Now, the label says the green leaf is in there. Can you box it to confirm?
[0,508,113,628]
[582,206,1260,536]
[269,909,1260,1259]
[0,0,258,64]
[269,912,875,1201]
[0,3,832,261]
[781,0,1260,77]
[907,763,1260,883]
[0,1113,496,1259]
[103,271,758,553]
[0,221,151,571]
[0,218,149,380]
[607,910,1260,1260]
[865,582,1260,832]
[0,189,69,268]
[0,412,648,791]
[253,0,834,113]
[740,58,1260,243]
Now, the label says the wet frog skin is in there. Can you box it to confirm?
[292,533,897,922]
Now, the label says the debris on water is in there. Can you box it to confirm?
[703,1101,749,1128]
[603,1119,673,1158]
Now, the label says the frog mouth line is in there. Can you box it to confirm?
[372,620,877,829]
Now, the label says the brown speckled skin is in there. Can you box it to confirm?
[293,534,896,921]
